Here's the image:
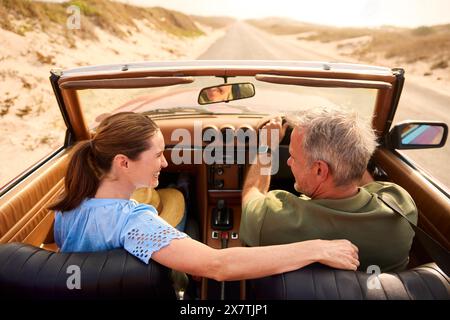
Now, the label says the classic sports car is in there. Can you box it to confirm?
[0,61,448,300]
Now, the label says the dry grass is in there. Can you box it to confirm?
[431,60,449,70]
[0,3,11,30]
[0,0,204,40]
[247,17,316,35]
[249,18,450,69]
[35,51,55,64]
[304,27,376,42]
[0,96,17,117]
[191,15,235,29]
[360,26,450,64]
[148,6,204,37]
[15,106,32,118]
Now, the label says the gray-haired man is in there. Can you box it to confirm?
[240,107,417,272]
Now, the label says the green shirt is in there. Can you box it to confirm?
[240,181,417,272]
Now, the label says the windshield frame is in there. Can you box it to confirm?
[54,61,400,141]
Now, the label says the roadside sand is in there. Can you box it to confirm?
[282,33,450,98]
[0,21,225,187]
[2,22,448,188]
[280,32,450,189]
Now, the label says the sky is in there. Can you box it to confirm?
[115,0,450,27]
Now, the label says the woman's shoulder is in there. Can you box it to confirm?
[87,198,158,214]
[55,198,159,228]
[128,200,159,216]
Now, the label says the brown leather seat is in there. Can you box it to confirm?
[0,155,68,246]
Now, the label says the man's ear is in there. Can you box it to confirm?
[314,160,329,182]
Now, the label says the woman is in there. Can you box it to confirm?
[50,112,359,282]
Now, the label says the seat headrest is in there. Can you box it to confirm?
[0,243,176,300]
[247,263,450,300]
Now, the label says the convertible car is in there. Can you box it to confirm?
[0,61,448,300]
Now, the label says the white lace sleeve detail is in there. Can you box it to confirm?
[122,210,187,264]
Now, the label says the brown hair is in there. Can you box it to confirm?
[49,112,159,212]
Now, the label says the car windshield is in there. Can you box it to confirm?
[77,76,378,127]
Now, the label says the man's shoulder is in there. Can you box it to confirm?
[266,190,310,204]
[363,181,417,218]
[243,189,309,212]
[363,181,410,196]
[260,190,322,216]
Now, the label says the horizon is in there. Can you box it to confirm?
[42,0,450,28]
[114,0,450,28]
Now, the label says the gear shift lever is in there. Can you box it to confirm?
[212,199,233,230]
[212,200,232,301]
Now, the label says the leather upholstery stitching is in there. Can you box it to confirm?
[420,265,450,285]
[32,247,53,292]
[0,243,23,275]
[378,273,388,300]
[311,268,317,299]
[147,251,154,297]
[354,271,366,299]
[396,272,413,300]
[413,270,436,299]
[17,245,40,275]
[119,251,127,296]
[0,243,176,300]
[52,252,72,298]
[95,250,109,297]
[0,155,68,243]
[281,273,286,299]
[333,269,341,300]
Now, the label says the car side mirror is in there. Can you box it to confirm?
[198,83,255,105]
[387,121,448,149]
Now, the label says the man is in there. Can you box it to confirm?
[240,107,417,272]
[205,85,232,102]
[198,85,233,104]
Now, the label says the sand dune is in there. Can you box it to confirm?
[1,4,448,188]
[248,18,450,98]
[0,16,225,187]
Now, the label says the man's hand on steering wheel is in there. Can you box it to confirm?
[259,116,289,150]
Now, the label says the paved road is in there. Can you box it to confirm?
[198,21,336,60]
[198,21,450,189]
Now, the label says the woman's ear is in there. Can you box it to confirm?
[113,154,129,169]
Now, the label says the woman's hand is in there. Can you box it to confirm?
[315,239,360,270]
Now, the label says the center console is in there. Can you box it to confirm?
[202,163,246,299]
[206,164,244,249]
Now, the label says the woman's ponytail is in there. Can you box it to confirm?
[48,112,159,212]
[49,140,100,212]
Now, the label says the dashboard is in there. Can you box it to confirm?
[156,114,295,298]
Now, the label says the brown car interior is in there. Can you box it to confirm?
[0,65,449,299]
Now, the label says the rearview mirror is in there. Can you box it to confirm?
[387,121,448,149]
[198,83,255,105]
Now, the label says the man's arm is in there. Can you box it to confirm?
[242,156,272,206]
[242,117,288,206]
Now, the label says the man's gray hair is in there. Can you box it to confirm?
[287,107,378,186]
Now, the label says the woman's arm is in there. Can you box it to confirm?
[151,237,359,282]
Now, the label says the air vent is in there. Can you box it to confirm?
[220,126,235,144]
[236,125,256,145]
[202,125,219,143]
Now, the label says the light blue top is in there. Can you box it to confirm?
[54,198,188,264]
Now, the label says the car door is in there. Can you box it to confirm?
[371,69,449,265]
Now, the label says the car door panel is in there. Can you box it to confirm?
[0,154,68,246]
[374,148,450,251]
